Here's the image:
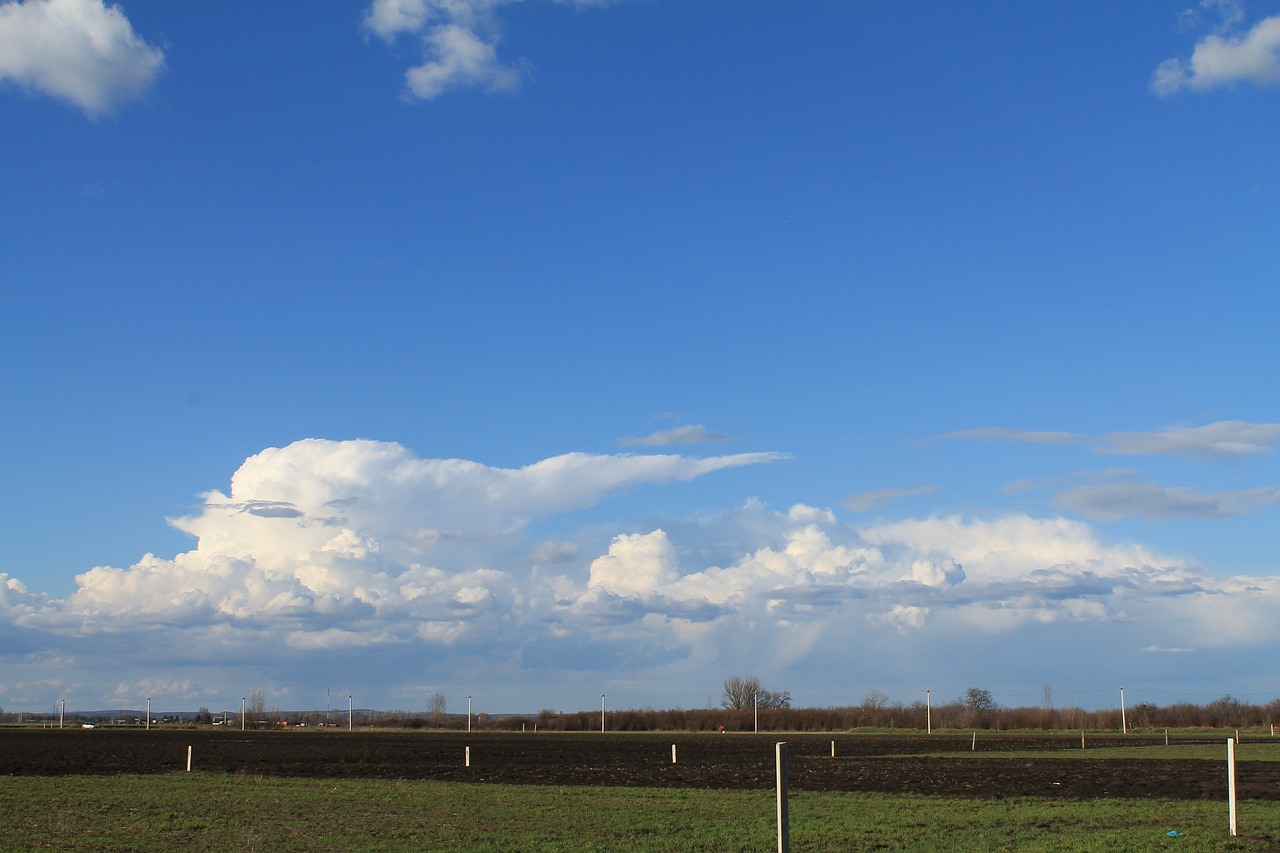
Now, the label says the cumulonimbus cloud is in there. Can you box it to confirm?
[2,438,1277,708]
[0,0,164,116]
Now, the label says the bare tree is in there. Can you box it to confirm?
[964,687,996,712]
[722,676,761,710]
[428,692,447,726]
[760,689,792,710]
[721,676,790,710]
[248,690,266,721]
[862,690,889,710]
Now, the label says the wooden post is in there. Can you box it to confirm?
[186,745,192,772]
[1165,728,1169,746]
[465,746,471,768]
[1081,730,1085,749]
[776,742,789,853]
[831,740,836,758]
[672,744,677,764]
[971,731,976,751]
[1227,737,1238,837]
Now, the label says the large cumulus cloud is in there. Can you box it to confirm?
[3,437,1278,708]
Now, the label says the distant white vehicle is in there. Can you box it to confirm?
[81,723,96,729]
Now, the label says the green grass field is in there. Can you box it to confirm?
[1,773,1276,852]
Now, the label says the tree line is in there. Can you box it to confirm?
[344,681,1280,733]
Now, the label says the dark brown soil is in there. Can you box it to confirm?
[2,729,1276,800]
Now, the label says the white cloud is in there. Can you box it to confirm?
[0,0,163,116]
[588,530,678,596]
[909,558,965,587]
[869,604,929,634]
[404,22,521,99]
[1054,480,1280,521]
[1096,421,1280,457]
[363,0,433,40]
[1153,13,1280,95]
[363,0,614,100]
[619,425,736,447]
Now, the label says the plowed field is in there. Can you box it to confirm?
[3,729,1275,800]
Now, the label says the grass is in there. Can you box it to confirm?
[1,773,1278,851]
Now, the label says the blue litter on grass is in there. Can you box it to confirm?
[1166,830,1184,837]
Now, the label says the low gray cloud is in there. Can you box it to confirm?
[1054,481,1280,521]
[842,485,938,512]
[1096,421,1280,458]
[942,428,1083,445]
[619,425,736,447]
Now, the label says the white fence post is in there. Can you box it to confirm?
[1227,737,1238,837]
[465,746,471,768]
[186,745,192,772]
[776,742,789,853]
[672,744,677,764]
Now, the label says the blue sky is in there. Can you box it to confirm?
[2,0,1280,716]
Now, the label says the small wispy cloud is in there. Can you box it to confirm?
[1142,645,1195,654]
[941,428,1083,445]
[619,425,735,447]
[842,485,937,512]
